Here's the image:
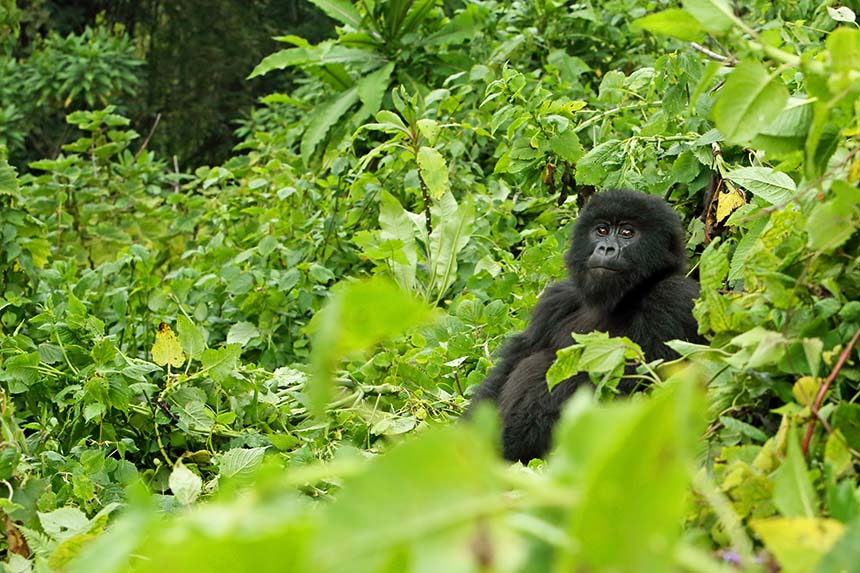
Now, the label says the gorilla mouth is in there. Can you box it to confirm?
[589,266,621,273]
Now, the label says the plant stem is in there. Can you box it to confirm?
[802,328,860,456]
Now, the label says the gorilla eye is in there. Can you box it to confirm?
[595,224,610,237]
[620,228,635,239]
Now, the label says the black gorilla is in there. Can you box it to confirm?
[471,189,702,462]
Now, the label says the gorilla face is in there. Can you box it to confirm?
[587,220,640,272]
[565,189,687,310]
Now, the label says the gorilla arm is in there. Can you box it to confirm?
[621,274,703,363]
[469,281,581,405]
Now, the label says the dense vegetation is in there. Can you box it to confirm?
[2,0,860,571]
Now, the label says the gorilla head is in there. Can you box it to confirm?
[564,189,687,310]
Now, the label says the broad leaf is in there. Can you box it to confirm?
[417,146,448,199]
[713,61,789,143]
[308,0,362,29]
[682,0,736,32]
[633,9,704,41]
[724,166,796,205]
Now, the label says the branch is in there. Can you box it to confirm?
[691,42,733,64]
[134,113,162,161]
[802,328,860,456]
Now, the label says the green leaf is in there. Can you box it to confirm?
[713,61,790,144]
[177,315,206,361]
[575,139,620,185]
[173,400,215,433]
[815,517,860,572]
[249,47,312,78]
[682,0,736,32]
[417,146,448,200]
[633,9,704,41]
[773,427,817,517]
[751,97,813,155]
[356,62,395,119]
[827,28,860,73]
[698,238,730,291]
[308,0,362,28]
[427,193,474,302]
[549,129,584,163]
[0,158,18,195]
[218,447,266,485]
[301,87,359,164]
[547,333,641,393]
[806,182,860,252]
[420,4,483,46]
[308,278,436,416]
[169,462,202,505]
[226,322,260,347]
[200,344,242,383]
[724,166,795,205]
[314,424,500,570]
[38,507,90,540]
[554,376,705,571]
[3,351,41,389]
[378,190,419,292]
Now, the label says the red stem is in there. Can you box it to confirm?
[801,328,860,456]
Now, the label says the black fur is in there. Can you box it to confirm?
[470,189,702,462]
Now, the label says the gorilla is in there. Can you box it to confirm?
[471,189,702,462]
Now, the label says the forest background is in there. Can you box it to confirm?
[2,0,860,571]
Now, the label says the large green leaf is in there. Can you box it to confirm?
[724,166,796,205]
[427,193,474,303]
[308,278,436,415]
[713,61,789,144]
[300,86,359,164]
[311,425,502,572]
[682,0,736,32]
[378,190,419,291]
[806,181,860,252]
[633,9,704,41]
[552,375,706,571]
[773,428,818,518]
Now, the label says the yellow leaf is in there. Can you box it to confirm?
[152,322,186,368]
[716,187,746,222]
[848,155,860,185]
[792,376,821,407]
[750,517,844,573]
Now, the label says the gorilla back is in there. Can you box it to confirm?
[470,189,702,462]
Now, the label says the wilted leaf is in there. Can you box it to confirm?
[152,323,186,368]
[715,186,746,222]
